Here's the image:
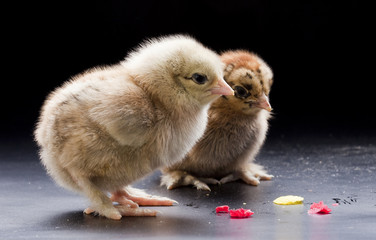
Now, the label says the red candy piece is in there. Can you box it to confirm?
[229,208,254,218]
[308,201,332,214]
[216,205,230,213]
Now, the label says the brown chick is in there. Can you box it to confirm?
[161,50,274,191]
[34,34,234,220]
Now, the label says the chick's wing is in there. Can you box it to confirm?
[88,82,156,147]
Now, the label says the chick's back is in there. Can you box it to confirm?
[35,65,156,190]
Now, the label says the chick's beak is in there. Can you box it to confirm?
[209,78,234,96]
[254,93,272,112]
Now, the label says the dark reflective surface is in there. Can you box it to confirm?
[1,128,375,239]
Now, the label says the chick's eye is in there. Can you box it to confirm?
[234,86,249,98]
[191,73,208,85]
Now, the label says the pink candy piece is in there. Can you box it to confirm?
[216,205,230,213]
[229,208,254,218]
[308,201,332,214]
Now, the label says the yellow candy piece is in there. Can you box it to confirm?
[273,195,304,205]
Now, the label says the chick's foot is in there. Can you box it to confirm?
[246,162,274,180]
[112,186,178,206]
[84,203,158,218]
[160,170,216,191]
[220,163,273,186]
[115,205,159,217]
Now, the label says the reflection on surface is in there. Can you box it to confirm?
[274,204,304,240]
[308,213,332,240]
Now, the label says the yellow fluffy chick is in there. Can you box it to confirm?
[34,34,234,220]
[161,50,274,191]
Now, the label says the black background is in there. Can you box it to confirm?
[3,0,374,138]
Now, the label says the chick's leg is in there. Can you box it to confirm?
[160,170,215,191]
[68,170,122,220]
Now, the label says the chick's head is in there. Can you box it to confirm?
[220,50,273,115]
[173,50,236,105]
[123,34,233,106]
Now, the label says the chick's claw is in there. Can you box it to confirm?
[246,162,274,181]
[257,173,274,180]
[239,171,261,186]
[84,206,122,220]
[192,180,211,191]
[83,207,95,215]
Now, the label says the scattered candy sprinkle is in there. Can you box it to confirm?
[229,208,254,218]
[216,206,254,218]
[308,201,332,214]
[216,205,230,213]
